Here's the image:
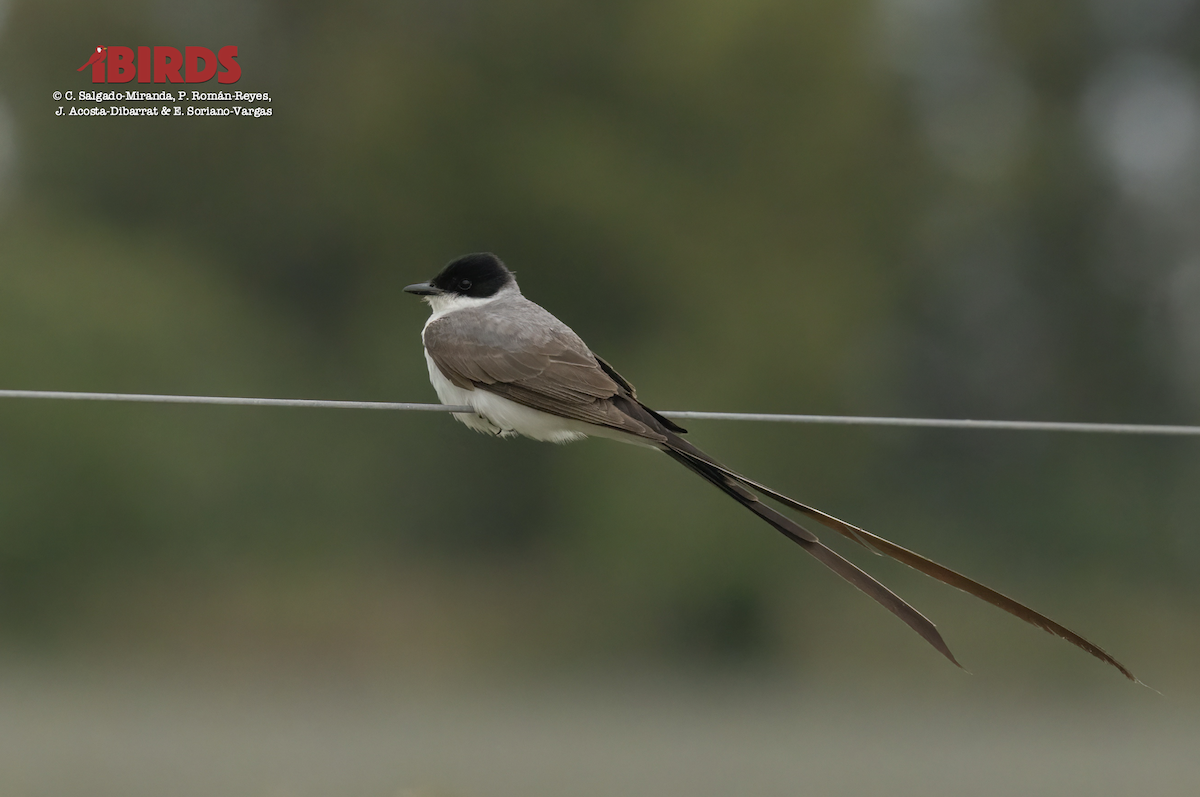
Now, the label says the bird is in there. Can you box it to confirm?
[404,252,1136,681]
[78,46,107,71]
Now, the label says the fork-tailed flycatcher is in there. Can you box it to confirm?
[404,252,1136,681]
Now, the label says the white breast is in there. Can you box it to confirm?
[420,295,592,443]
[422,348,591,442]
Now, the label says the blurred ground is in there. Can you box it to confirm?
[2,661,1196,797]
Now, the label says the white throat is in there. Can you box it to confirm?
[421,284,518,328]
[422,293,495,327]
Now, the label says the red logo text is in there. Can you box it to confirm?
[78,46,241,84]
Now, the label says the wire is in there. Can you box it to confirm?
[662,411,1200,435]
[0,389,472,413]
[1,388,1198,436]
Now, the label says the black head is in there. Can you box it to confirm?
[403,252,514,298]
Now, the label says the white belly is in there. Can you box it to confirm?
[423,349,590,443]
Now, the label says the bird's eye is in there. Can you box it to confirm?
[458,279,472,291]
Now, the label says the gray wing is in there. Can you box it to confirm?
[423,296,666,440]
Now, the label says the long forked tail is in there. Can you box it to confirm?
[659,445,962,668]
[659,432,1139,683]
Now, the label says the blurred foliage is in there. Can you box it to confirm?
[0,0,1198,683]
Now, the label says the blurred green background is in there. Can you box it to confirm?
[1,1,1199,795]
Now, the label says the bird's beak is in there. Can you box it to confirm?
[403,282,442,296]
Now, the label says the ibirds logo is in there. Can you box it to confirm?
[77,45,241,84]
